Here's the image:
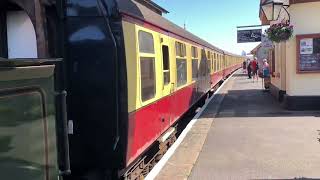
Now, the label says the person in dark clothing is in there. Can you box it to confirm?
[242,61,247,73]
[247,60,252,79]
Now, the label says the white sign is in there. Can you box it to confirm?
[261,35,273,49]
[300,38,313,55]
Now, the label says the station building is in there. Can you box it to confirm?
[259,0,320,110]
[250,38,273,75]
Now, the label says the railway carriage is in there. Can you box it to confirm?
[0,0,245,180]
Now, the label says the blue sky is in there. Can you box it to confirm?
[153,0,264,55]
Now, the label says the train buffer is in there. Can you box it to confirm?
[149,70,320,180]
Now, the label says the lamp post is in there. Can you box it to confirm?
[261,0,290,23]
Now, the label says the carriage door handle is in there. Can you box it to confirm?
[170,82,175,93]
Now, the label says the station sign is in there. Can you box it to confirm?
[261,34,273,49]
[237,29,262,43]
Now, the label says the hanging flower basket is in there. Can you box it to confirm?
[266,22,293,43]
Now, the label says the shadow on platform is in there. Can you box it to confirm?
[202,89,320,119]
[232,73,249,77]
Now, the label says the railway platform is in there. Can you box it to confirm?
[152,70,320,180]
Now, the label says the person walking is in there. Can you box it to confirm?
[242,60,247,73]
[263,59,270,71]
[251,57,259,82]
[247,59,252,79]
[262,59,271,89]
[242,60,246,73]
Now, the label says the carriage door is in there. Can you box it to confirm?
[160,35,172,131]
[161,36,171,96]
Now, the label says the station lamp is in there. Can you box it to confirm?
[261,0,290,22]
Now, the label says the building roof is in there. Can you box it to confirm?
[250,43,262,55]
[134,0,169,15]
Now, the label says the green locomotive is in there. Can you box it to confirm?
[0,59,70,180]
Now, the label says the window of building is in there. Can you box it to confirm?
[138,31,156,102]
[176,58,187,87]
[162,45,170,85]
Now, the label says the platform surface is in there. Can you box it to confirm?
[155,71,320,180]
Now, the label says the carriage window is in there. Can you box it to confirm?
[221,55,224,68]
[175,42,186,57]
[211,59,214,71]
[140,57,156,101]
[191,46,198,80]
[0,92,51,180]
[139,31,156,102]
[175,41,187,87]
[225,57,227,67]
[226,57,228,67]
[162,45,170,85]
[208,59,211,73]
[139,31,154,53]
[215,58,217,72]
[211,54,214,70]
[217,55,220,70]
[221,55,223,68]
[176,59,187,87]
[192,59,198,80]
[191,46,198,58]
[6,11,38,58]
[213,53,216,72]
[222,56,224,67]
